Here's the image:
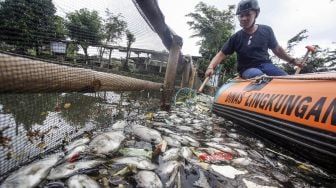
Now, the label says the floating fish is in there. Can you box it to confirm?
[156,160,181,178]
[2,155,60,188]
[134,170,163,188]
[155,127,174,134]
[182,135,200,147]
[110,120,128,130]
[205,142,235,154]
[113,157,157,170]
[65,138,90,152]
[162,148,180,161]
[67,174,100,188]
[162,136,181,147]
[89,131,125,154]
[169,134,189,145]
[47,160,105,180]
[131,125,162,144]
[180,147,193,159]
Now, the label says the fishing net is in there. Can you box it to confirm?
[0,0,186,178]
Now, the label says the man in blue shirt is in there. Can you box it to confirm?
[205,0,303,79]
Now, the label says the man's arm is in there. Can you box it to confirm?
[205,51,226,77]
[271,45,302,67]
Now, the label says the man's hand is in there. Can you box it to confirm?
[289,58,304,68]
[205,67,214,78]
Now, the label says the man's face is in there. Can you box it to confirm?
[238,10,257,29]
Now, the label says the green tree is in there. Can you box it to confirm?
[66,8,103,63]
[0,0,57,54]
[186,2,236,82]
[54,16,67,40]
[123,30,136,71]
[100,9,127,67]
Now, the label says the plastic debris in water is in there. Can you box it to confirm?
[210,165,248,179]
[64,103,71,109]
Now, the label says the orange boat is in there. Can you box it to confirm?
[212,72,336,170]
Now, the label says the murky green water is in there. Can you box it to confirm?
[0,92,335,187]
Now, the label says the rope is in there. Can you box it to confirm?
[229,72,336,82]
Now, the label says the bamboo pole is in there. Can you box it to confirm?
[0,53,162,93]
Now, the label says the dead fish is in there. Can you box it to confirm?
[119,148,152,159]
[182,135,200,147]
[193,169,211,188]
[176,125,193,132]
[2,155,60,188]
[65,138,90,152]
[210,165,247,179]
[47,160,105,180]
[89,131,125,154]
[67,174,100,188]
[131,125,162,144]
[113,157,157,170]
[162,136,181,147]
[162,148,180,161]
[156,160,181,178]
[110,120,127,130]
[180,147,193,159]
[134,170,163,188]
[169,134,189,145]
[234,148,248,157]
[156,127,174,135]
[205,142,235,154]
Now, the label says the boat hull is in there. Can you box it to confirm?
[212,73,336,170]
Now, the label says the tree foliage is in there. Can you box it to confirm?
[186,2,236,82]
[123,30,136,71]
[0,0,57,54]
[66,8,103,61]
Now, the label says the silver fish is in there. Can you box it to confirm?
[180,147,193,159]
[110,120,128,130]
[205,142,235,154]
[162,136,181,147]
[89,131,125,154]
[162,148,180,161]
[156,160,181,178]
[65,138,90,152]
[182,135,200,147]
[131,125,162,144]
[169,134,189,145]
[156,127,174,135]
[67,174,100,188]
[47,160,105,180]
[113,157,157,170]
[1,155,60,188]
[210,165,247,179]
[134,170,163,188]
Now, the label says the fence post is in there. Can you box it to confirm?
[161,36,182,110]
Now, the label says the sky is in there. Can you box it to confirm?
[158,0,336,57]
[52,0,336,59]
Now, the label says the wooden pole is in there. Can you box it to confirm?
[0,53,162,93]
[162,36,182,110]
